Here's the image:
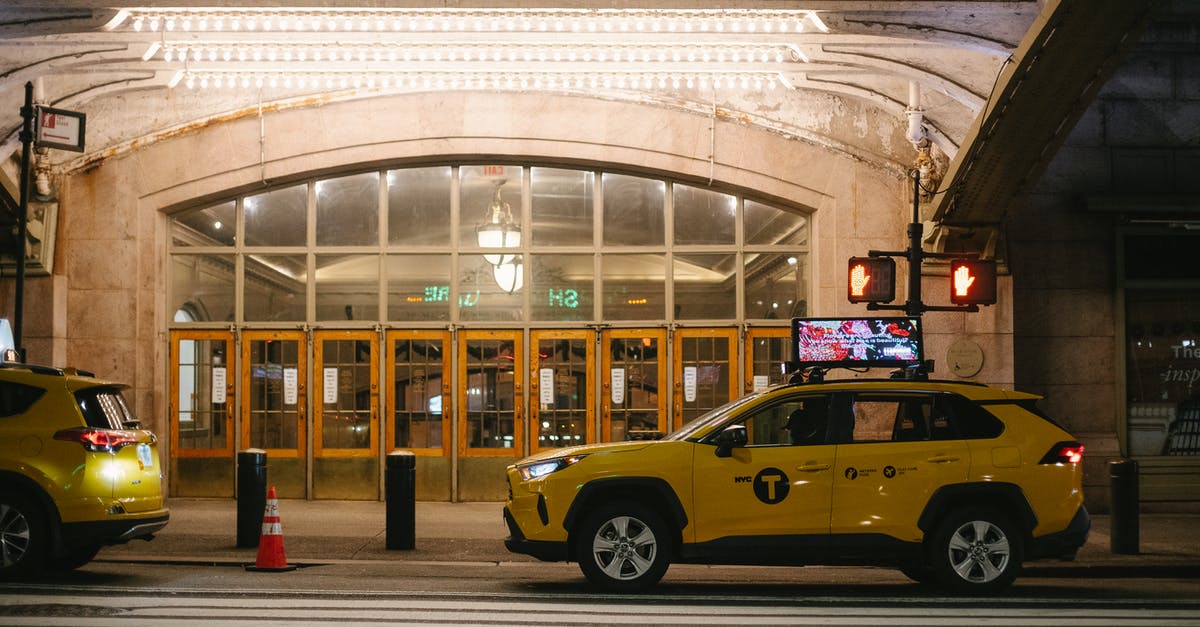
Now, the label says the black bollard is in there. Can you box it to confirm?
[236,448,268,548]
[386,450,417,550]
[1110,459,1140,555]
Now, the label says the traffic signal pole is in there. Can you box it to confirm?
[864,169,979,316]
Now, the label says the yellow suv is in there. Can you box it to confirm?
[0,362,169,577]
[505,375,1089,593]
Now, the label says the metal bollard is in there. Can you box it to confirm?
[386,450,417,550]
[236,449,268,548]
[1109,458,1140,555]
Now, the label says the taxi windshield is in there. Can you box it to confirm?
[663,391,765,442]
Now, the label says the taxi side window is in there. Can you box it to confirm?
[847,394,955,443]
[0,380,46,418]
[739,396,830,447]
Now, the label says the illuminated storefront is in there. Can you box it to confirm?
[169,163,810,500]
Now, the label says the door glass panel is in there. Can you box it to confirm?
[604,332,664,441]
[244,334,304,453]
[675,331,734,430]
[533,333,591,450]
[174,335,231,452]
[316,336,375,453]
[746,328,791,394]
[390,333,447,451]
[462,333,520,451]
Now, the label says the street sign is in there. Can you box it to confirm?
[36,106,86,152]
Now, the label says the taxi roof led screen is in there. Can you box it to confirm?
[791,317,923,369]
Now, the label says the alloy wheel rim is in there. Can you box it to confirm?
[0,504,31,568]
[947,519,1010,583]
[592,515,657,581]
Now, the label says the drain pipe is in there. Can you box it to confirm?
[905,80,926,147]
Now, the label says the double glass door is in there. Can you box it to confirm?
[169,326,770,500]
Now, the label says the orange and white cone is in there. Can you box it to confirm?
[245,486,296,572]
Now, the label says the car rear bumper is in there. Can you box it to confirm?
[1028,505,1090,560]
[61,510,170,549]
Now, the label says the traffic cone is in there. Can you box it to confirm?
[245,486,297,572]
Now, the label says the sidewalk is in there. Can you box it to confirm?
[99,498,1200,576]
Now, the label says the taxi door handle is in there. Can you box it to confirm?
[796,462,831,473]
[926,455,960,464]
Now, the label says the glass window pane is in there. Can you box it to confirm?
[674,184,735,245]
[176,338,230,450]
[392,338,445,449]
[172,201,235,247]
[535,336,589,448]
[244,254,307,322]
[386,254,452,321]
[601,254,665,320]
[320,339,372,449]
[245,184,307,247]
[745,199,809,245]
[464,337,517,449]
[461,165,523,256]
[603,173,664,246]
[674,253,736,319]
[1125,289,1200,456]
[171,253,234,322]
[744,252,808,320]
[531,254,593,322]
[606,334,662,440]
[458,256,523,322]
[247,338,301,450]
[532,167,593,246]
[316,254,379,321]
[388,167,451,246]
[316,172,379,246]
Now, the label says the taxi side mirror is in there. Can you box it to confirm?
[714,424,747,458]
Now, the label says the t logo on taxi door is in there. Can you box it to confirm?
[753,467,790,504]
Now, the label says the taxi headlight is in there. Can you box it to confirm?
[517,455,586,481]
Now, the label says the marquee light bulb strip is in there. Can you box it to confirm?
[111,7,828,35]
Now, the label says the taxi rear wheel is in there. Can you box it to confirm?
[0,494,49,578]
[930,507,1023,593]
[575,502,672,592]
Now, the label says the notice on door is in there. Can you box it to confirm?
[540,368,555,405]
[283,368,298,405]
[211,367,227,404]
[610,368,626,404]
[753,375,769,393]
[683,366,697,403]
[323,367,339,404]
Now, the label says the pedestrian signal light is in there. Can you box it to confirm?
[847,257,896,304]
[949,258,997,305]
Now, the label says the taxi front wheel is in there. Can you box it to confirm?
[575,501,672,591]
[930,507,1023,593]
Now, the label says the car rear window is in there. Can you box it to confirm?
[76,386,139,429]
[0,381,46,418]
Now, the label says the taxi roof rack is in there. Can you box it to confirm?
[788,360,935,384]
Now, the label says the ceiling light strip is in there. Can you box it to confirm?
[113,8,828,35]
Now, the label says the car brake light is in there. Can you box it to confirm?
[1039,441,1084,465]
[53,427,140,452]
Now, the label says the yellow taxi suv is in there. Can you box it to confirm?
[503,318,1089,592]
[0,361,169,577]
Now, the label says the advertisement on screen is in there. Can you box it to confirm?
[791,317,923,369]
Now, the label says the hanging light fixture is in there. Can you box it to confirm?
[476,180,521,266]
[492,257,524,294]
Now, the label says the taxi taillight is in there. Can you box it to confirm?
[53,427,140,452]
[1039,441,1084,465]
